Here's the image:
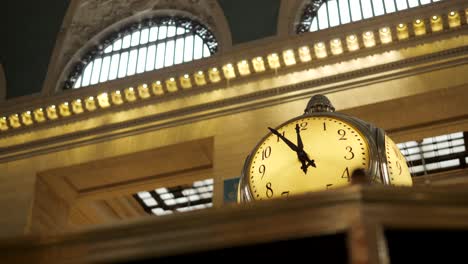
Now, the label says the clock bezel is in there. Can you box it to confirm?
[238,111,381,202]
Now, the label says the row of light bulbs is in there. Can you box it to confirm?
[1,8,467,132]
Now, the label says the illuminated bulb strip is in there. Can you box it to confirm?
[0,117,8,131]
[282,49,296,66]
[379,27,392,44]
[152,81,164,95]
[46,105,58,120]
[346,34,359,51]
[396,23,409,40]
[448,11,461,28]
[208,68,221,83]
[59,102,72,116]
[34,108,45,122]
[166,78,178,92]
[97,93,110,108]
[138,84,151,98]
[21,111,33,125]
[179,75,192,89]
[314,42,327,58]
[363,31,376,48]
[85,96,97,111]
[111,91,124,105]
[330,39,343,55]
[194,71,207,86]
[222,64,236,79]
[413,19,426,36]
[72,99,84,114]
[430,15,443,32]
[252,57,265,72]
[267,53,281,69]
[237,60,251,76]
[9,114,21,128]
[298,46,311,62]
[125,87,137,101]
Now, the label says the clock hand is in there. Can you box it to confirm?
[294,124,317,173]
[268,127,300,152]
[295,124,304,150]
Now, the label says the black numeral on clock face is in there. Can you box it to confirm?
[344,146,354,160]
[262,146,271,160]
[276,131,285,142]
[266,182,274,198]
[341,167,350,182]
[338,129,347,140]
[300,122,308,130]
[281,191,290,197]
[259,164,266,179]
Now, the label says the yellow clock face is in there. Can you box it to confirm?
[384,135,413,186]
[247,115,371,200]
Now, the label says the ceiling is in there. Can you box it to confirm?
[1,0,280,99]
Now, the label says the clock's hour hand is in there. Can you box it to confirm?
[268,127,299,152]
[295,124,304,150]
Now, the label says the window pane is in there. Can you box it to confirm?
[81,62,93,87]
[361,0,373,19]
[136,47,147,74]
[174,38,184,64]
[127,49,138,76]
[310,18,319,32]
[104,45,112,53]
[90,58,102,85]
[349,0,362,21]
[383,0,396,13]
[317,3,329,29]
[338,0,351,24]
[372,0,385,16]
[420,0,431,4]
[122,35,131,49]
[74,76,82,88]
[328,0,340,27]
[167,25,176,38]
[203,45,210,58]
[407,0,419,8]
[146,45,156,71]
[140,28,149,44]
[131,31,141,47]
[158,26,167,40]
[108,54,120,80]
[184,35,194,62]
[176,27,185,35]
[113,39,122,52]
[99,56,111,82]
[149,26,158,42]
[155,42,166,69]
[193,36,203,60]
[395,0,408,11]
[164,40,175,67]
[118,51,129,78]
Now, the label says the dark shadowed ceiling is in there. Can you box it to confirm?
[0,0,281,99]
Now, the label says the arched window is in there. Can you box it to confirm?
[297,0,443,33]
[65,16,218,90]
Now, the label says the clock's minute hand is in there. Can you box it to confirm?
[268,127,300,152]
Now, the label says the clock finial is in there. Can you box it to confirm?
[304,94,335,114]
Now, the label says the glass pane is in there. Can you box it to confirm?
[167,25,176,38]
[122,35,131,49]
[140,28,149,44]
[118,51,129,78]
[184,35,194,62]
[203,45,210,58]
[136,47,147,74]
[113,39,122,52]
[361,0,373,19]
[131,31,140,47]
[420,0,431,4]
[74,76,82,88]
[127,49,138,76]
[372,0,385,16]
[328,0,340,27]
[158,26,167,40]
[155,42,166,69]
[338,0,351,24]
[146,44,156,71]
[383,0,396,13]
[395,0,408,11]
[164,40,175,67]
[90,58,102,85]
[310,18,319,32]
[81,62,93,87]
[149,26,158,42]
[407,0,419,8]
[193,36,203,60]
[99,56,111,82]
[104,45,112,53]
[349,0,363,21]
[174,38,184,64]
[108,54,120,80]
[317,3,329,29]
[176,26,185,35]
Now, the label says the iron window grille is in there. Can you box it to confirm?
[64,16,218,90]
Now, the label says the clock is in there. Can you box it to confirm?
[238,95,412,202]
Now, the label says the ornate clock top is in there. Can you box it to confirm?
[304,94,335,114]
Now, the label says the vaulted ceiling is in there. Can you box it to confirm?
[1,0,281,99]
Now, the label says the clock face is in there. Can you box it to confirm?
[384,135,413,186]
[247,115,371,200]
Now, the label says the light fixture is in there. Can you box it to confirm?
[59,102,72,116]
[208,67,221,83]
[152,81,164,95]
[465,8,468,24]
[222,63,236,79]
[9,114,21,128]
[138,84,151,98]
[298,46,311,62]
[46,105,58,120]
[430,15,443,32]
[267,53,281,69]
[97,93,111,108]
[111,90,123,105]
[124,87,137,101]
[0,117,8,131]
[330,38,343,55]
[237,60,251,76]
[413,19,426,36]
[71,99,84,114]
[282,49,296,66]
[165,78,178,92]
[33,108,46,122]
[379,27,392,44]
[194,71,207,86]
[21,111,33,126]
[85,96,97,111]
[346,34,359,51]
[448,11,461,28]
[179,74,192,89]
[314,42,327,58]
[396,23,409,40]
[252,57,266,72]
[362,31,376,48]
